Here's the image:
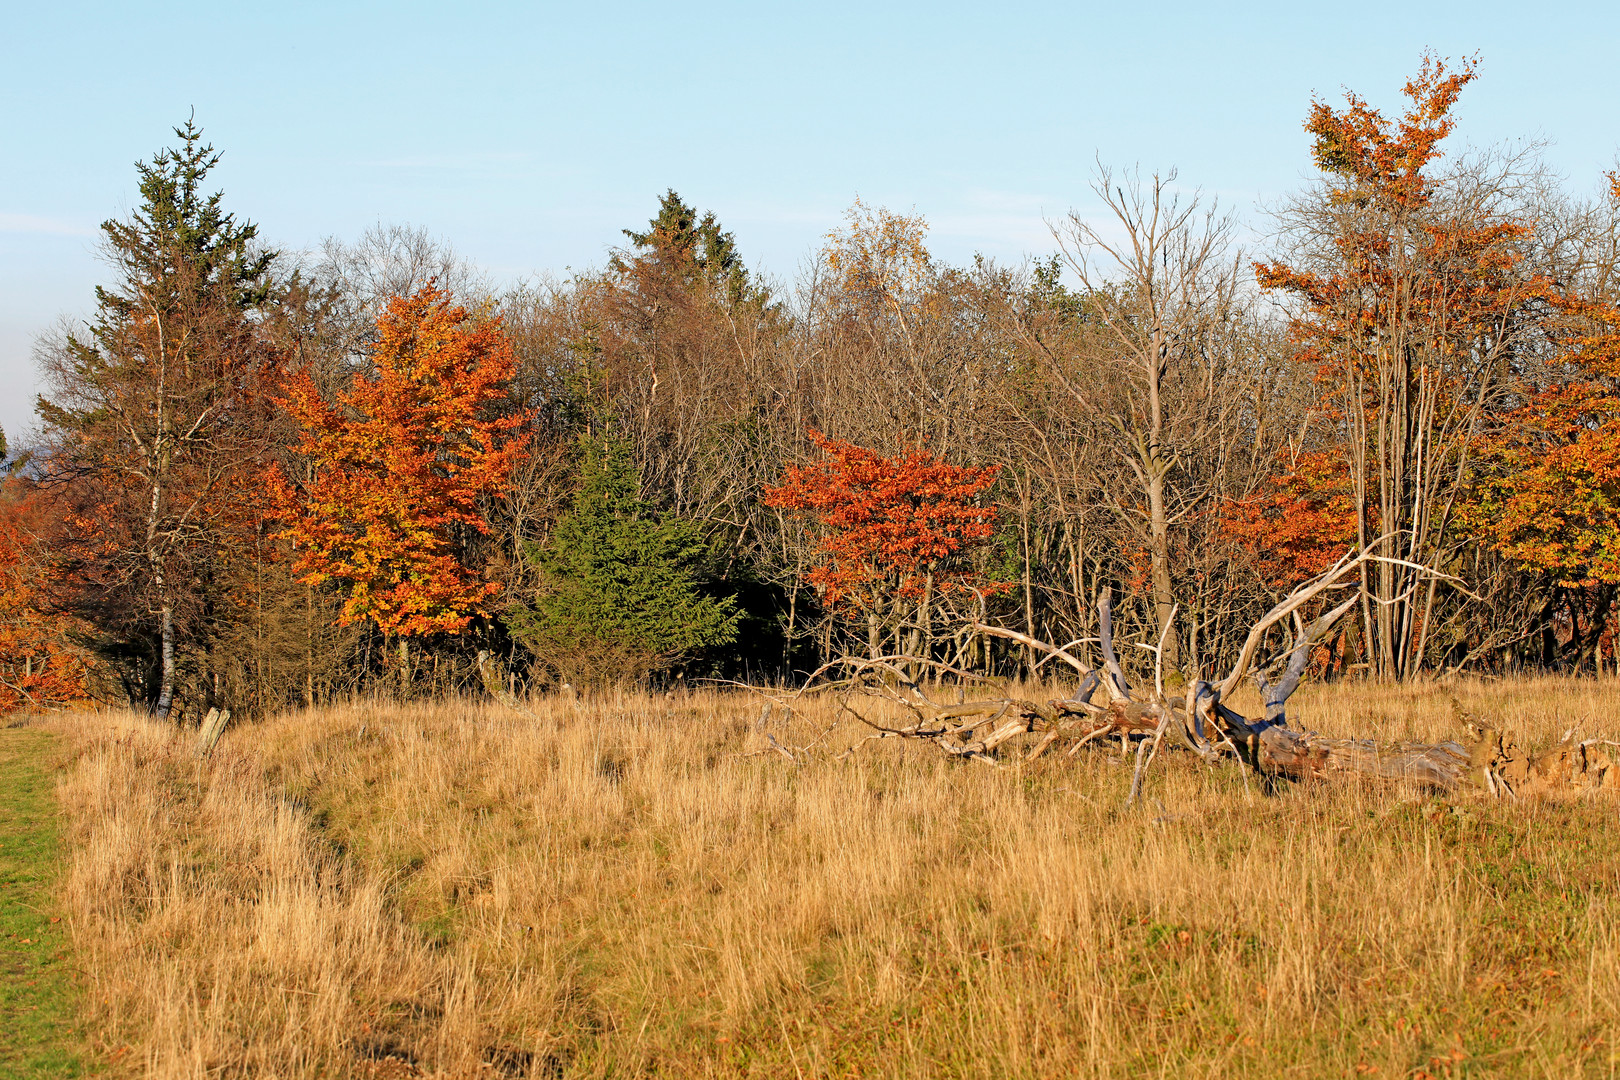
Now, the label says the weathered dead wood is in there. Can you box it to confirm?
[1096,589,1131,700]
[1457,721,1620,797]
[477,650,543,720]
[1183,675,1474,787]
[966,624,1125,703]
[1127,704,1175,805]
[196,707,231,758]
[771,652,1040,765]
[836,698,1014,766]
[827,596,1204,771]
[771,544,1613,800]
[1219,549,1371,702]
[754,702,839,761]
[1254,594,1360,724]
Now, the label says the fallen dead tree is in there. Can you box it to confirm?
[781,546,1620,801]
[782,654,1056,766]
[1459,718,1620,797]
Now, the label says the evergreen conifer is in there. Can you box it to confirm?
[615,189,755,303]
[507,435,738,686]
[35,118,282,717]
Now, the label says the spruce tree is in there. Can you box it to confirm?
[35,118,282,717]
[616,189,755,303]
[507,435,738,686]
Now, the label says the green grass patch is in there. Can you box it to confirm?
[0,726,86,1077]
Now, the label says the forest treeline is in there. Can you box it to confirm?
[7,58,1620,718]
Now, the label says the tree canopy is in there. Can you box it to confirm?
[22,64,1620,714]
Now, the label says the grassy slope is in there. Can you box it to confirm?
[42,680,1620,1078]
[0,727,85,1077]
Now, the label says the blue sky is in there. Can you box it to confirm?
[4,0,1617,444]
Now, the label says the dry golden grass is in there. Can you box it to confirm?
[39,676,1620,1077]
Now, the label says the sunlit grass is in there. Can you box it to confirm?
[40,676,1620,1077]
[0,727,87,1078]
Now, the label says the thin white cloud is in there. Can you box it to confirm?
[959,187,1061,214]
[0,212,96,237]
[365,152,536,170]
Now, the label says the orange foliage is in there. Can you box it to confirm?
[763,430,1005,612]
[1254,56,1540,387]
[1248,57,1547,633]
[1466,233,1620,585]
[822,199,932,308]
[270,285,528,637]
[1302,56,1474,213]
[1221,451,1363,590]
[0,482,89,712]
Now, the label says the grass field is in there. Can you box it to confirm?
[24,676,1620,1077]
[0,727,87,1077]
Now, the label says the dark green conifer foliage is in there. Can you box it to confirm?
[616,189,756,303]
[507,435,738,686]
[51,122,275,420]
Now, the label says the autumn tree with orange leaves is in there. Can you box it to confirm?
[1255,56,1551,678]
[0,479,90,712]
[1221,449,1363,592]
[1461,177,1620,669]
[271,284,528,678]
[765,430,1004,660]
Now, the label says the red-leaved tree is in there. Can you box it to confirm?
[0,479,90,712]
[1221,449,1364,592]
[270,285,528,662]
[764,430,1004,659]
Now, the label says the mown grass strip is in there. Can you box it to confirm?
[0,726,85,1077]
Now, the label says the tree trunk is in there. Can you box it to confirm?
[154,599,176,721]
[397,638,411,695]
[1147,467,1178,673]
[305,585,316,707]
[1019,480,1036,678]
[1144,322,1179,675]
[783,583,799,674]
